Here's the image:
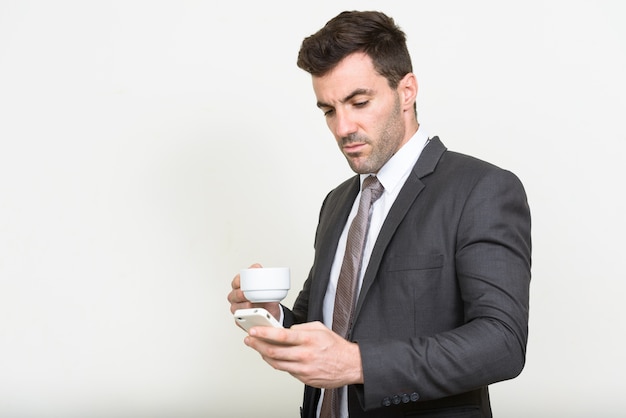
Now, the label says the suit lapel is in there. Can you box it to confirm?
[352,137,447,321]
[308,176,360,320]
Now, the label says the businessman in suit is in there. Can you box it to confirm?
[227,10,531,418]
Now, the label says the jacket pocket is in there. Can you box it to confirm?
[386,253,444,272]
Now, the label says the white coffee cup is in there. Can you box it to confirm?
[240,267,290,302]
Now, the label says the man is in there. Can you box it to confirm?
[227,10,531,418]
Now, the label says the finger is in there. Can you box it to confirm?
[291,321,327,331]
[245,337,316,383]
[244,333,300,362]
[227,286,253,314]
[226,288,241,304]
[230,274,241,290]
[248,325,305,348]
[229,300,253,314]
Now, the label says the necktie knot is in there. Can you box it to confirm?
[361,175,384,205]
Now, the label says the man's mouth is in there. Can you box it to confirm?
[343,142,366,154]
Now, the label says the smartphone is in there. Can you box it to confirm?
[234,308,283,333]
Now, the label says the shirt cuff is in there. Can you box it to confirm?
[278,304,285,325]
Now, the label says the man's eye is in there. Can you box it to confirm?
[323,109,335,117]
[354,101,369,108]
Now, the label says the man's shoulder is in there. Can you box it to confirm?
[431,149,527,199]
[417,138,525,192]
[323,175,359,205]
[422,136,506,174]
[441,149,502,171]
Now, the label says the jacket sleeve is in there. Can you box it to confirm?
[283,186,339,328]
[282,271,311,327]
[356,167,531,410]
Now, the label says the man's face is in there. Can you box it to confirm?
[312,52,411,174]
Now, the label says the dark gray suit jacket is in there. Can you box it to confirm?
[284,137,531,418]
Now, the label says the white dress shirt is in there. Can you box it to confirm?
[317,126,430,417]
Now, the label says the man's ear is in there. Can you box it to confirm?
[398,72,418,111]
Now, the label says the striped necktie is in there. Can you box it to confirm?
[320,175,384,418]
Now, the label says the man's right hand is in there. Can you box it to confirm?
[227,263,281,321]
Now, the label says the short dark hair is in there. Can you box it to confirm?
[297,11,413,89]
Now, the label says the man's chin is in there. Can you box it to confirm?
[346,157,376,175]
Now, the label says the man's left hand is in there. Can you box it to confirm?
[244,321,364,389]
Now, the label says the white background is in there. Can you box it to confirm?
[1,1,625,417]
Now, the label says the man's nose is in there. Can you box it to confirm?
[333,110,358,138]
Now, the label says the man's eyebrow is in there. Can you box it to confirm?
[316,88,373,109]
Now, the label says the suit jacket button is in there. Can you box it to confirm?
[410,392,420,402]
[382,397,391,407]
[401,393,410,404]
[392,395,401,405]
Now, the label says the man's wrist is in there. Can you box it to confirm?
[348,342,364,385]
